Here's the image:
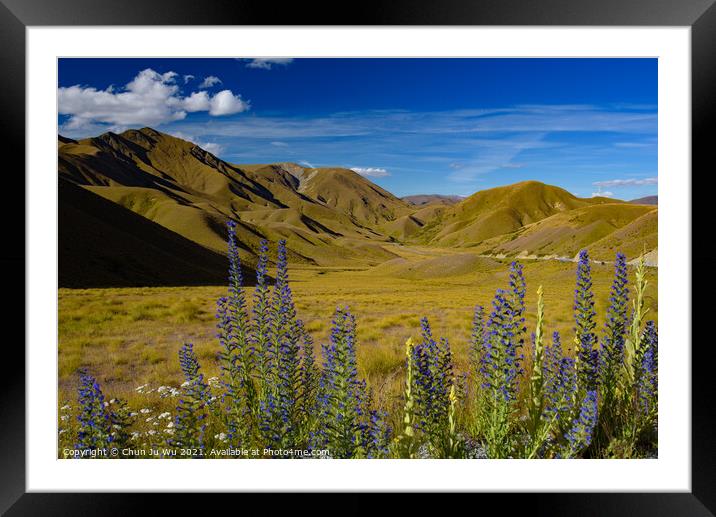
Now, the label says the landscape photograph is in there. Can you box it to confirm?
[57,58,658,459]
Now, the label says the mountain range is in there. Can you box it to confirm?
[58,128,657,287]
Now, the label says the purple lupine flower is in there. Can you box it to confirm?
[598,252,629,403]
[172,343,210,453]
[480,288,522,402]
[574,250,598,390]
[224,219,253,380]
[542,331,563,417]
[563,389,598,457]
[469,305,485,369]
[252,240,274,394]
[217,220,257,446]
[410,318,453,441]
[637,345,658,416]
[75,370,113,453]
[312,307,383,457]
[637,321,658,417]
[545,354,577,424]
[642,320,658,373]
[509,261,527,336]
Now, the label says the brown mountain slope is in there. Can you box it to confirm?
[58,127,657,286]
[416,181,591,246]
[59,178,252,288]
[472,203,655,259]
[58,128,400,270]
[586,208,657,261]
[295,167,412,226]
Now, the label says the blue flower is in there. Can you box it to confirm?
[563,389,598,457]
[574,250,598,390]
[75,370,113,453]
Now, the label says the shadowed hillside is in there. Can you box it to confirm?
[59,129,402,269]
[59,178,252,288]
[59,128,658,287]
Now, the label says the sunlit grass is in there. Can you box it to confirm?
[58,259,657,423]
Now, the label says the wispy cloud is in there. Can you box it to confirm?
[614,142,654,148]
[352,167,390,178]
[169,104,655,187]
[177,105,656,140]
[199,76,222,89]
[593,177,657,188]
[591,190,614,197]
[245,58,294,70]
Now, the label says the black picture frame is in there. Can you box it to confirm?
[2,0,711,513]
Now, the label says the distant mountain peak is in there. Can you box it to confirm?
[402,194,464,206]
[629,195,657,205]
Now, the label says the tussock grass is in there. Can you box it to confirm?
[58,258,657,422]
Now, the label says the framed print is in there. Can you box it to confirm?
[2,0,713,513]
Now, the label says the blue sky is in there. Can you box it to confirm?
[58,58,657,199]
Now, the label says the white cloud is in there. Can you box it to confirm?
[199,76,222,89]
[208,90,249,116]
[593,177,657,188]
[58,68,250,132]
[591,191,614,198]
[352,167,390,178]
[201,142,224,155]
[271,141,289,147]
[183,74,195,84]
[245,58,294,70]
[183,91,210,112]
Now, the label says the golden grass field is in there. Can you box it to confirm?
[58,245,658,436]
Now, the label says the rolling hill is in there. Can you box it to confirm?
[59,128,405,273]
[414,181,592,246]
[59,178,250,288]
[59,127,658,287]
[470,203,656,259]
[630,195,658,205]
[402,194,463,206]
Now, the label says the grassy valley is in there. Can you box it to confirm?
[58,128,658,457]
